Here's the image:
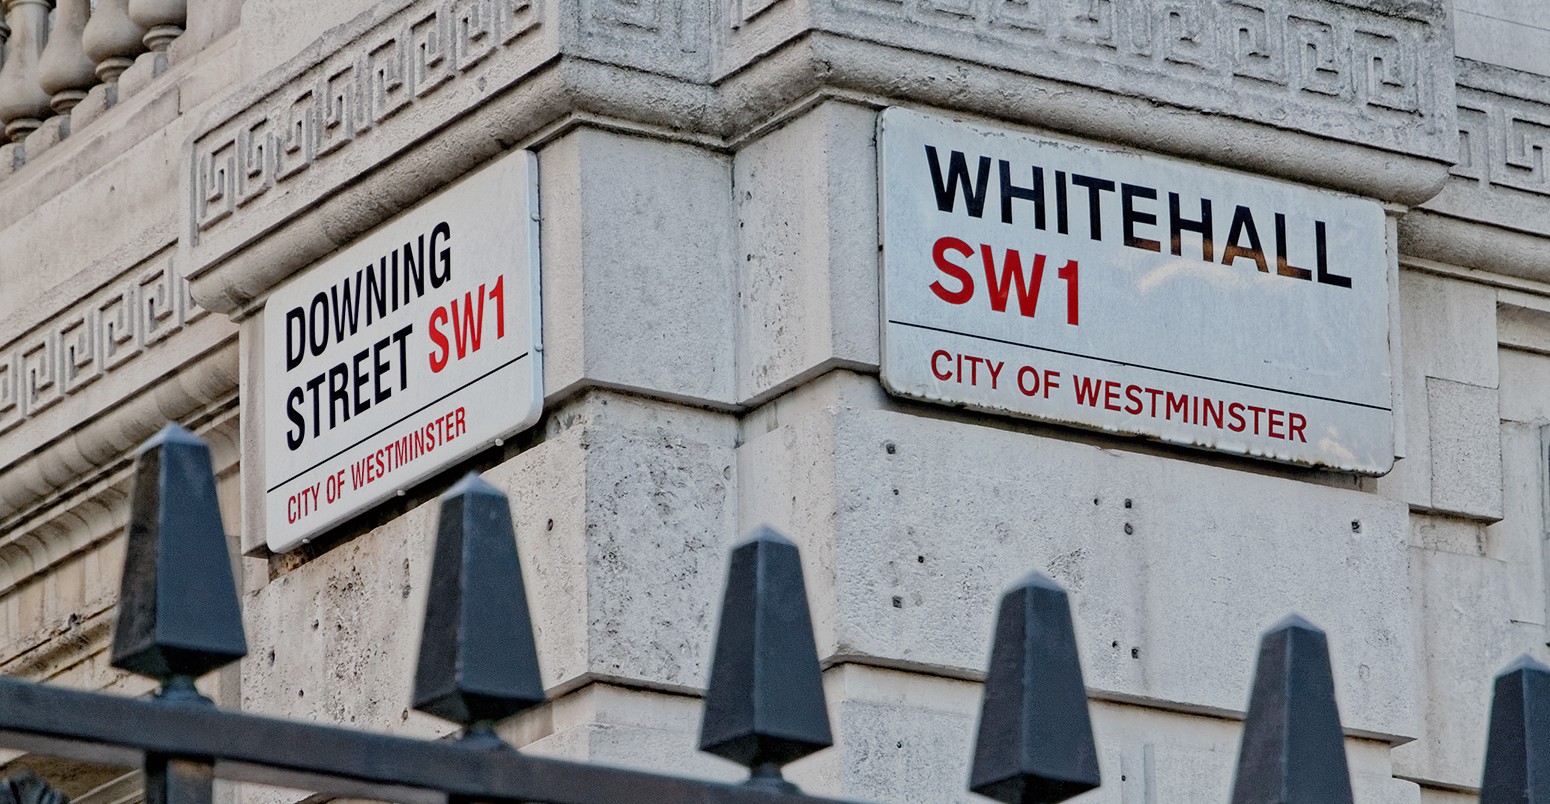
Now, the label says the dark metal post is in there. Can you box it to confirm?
[1479,654,1550,803]
[412,473,546,735]
[968,570,1100,803]
[108,424,247,804]
[146,756,214,804]
[699,528,833,794]
[1229,614,1353,804]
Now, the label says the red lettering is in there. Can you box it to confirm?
[1103,381,1122,412]
[428,307,450,372]
[1228,402,1246,432]
[1268,409,1285,439]
[1074,375,1103,407]
[1289,412,1307,443]
[931,350,952,380]
[930,237,975,304]
[1124,384,1143,415]
[980,246,1045,317]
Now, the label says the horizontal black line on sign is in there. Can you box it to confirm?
[267,352,531,493]
[886,320,1392,413]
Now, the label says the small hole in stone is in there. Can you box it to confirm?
[891,596,903,608]
[1351,520,1361,533]
[896,741,903,749]
[298,689,305,698]
[1124,498,1132,508]
[401,709,409,721]
[892,488,899,496]
[1124,523,1134,535]
[1111,640,1119,648]
[1131,647,1140,659]
[546,518,554,531]
[917,555,925,563]
[267,650,276,665]
[885,442,896,455]
[1093,498,1100,505]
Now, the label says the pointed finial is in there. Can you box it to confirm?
[111,423,247,689]
[969,570,1100,803]
[412,473,545,728]
[1230,613,1353,804]
[1480,654,1550,803]
[699,527,832,792]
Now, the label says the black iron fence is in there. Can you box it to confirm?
[0,424,1544,803]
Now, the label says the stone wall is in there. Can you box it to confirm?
[0,0,1547,802]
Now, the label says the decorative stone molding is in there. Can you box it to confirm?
[723,0,1457,160]
[0,257,208,438]
[186,0,1456,316]
[1401,58,1550,283]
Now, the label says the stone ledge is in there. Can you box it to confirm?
[187,27,1455,315]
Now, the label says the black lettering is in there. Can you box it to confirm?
[1070,174,1116,241]
[364,260,388,325]
[1314,221,1351,288]
[1121,183,1160,252]
[372,335,393,403]
[1274,213,1312,281]
[307,293,329,357]
[305,374,326,440]
[1169,193,1214,262]
[999,161,1044,229]
[285,307,306,371]
[330,272,363,341]
[1222,205,1268,272]
[430,222,453,287]
[392,324,413,391]
[286,387,305,451]
[404,235,426,299]
[352,348,372,417]
[327,364,350,429]
[1055,170,1069,234]
[925,146,991,218]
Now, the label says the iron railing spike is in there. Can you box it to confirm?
[412,471,546,729]
[968,569,1101,803]
[110,422,247,688]
[1479,653,1550,803]
[1229,613,1354,804]
[699,526,832,792]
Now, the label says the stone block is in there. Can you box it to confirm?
[21,116,70,162]
[1400,272,1499,390]
[0,143,22,182]
[1483,422,1547,625]
[66,83,115,132]
[242,392,737,732]
[790,665,1418,803]
[1392,545,1550,789]
[240,0,384,79]
[737,372,1419,741]
[736,101,880,403]
[1498,347,1550,424]
[538,129,736,407]
[117,51,169,104]
[515,683,743,784]
[1427,378,1504,521]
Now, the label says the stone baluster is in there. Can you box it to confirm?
[82,0,144,82]
[38,0,95,113]
[0,0,55,143]
[127,0,182,51]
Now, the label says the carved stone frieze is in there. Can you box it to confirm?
[724,0,1455,157]
[1401,59,1550,282]
[186,0,1456,314]
[0,256,206,439]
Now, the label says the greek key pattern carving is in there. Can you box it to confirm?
[827,0,1435,116]
[0,261,206,436]
[191,0,539,238]
[1453,83,1550,198]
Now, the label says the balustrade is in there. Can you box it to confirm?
[0,0,184,162]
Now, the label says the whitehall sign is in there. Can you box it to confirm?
[878,108,1394,474]
[263,150,543,552]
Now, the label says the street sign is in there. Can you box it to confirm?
[263,149,543,551]
[878,108,1394,473]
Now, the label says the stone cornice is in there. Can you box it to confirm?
[1402,58,1550,281]
[186,0,1458,314]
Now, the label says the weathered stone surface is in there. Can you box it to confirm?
[738,372,1419,741]
[539,129,737,407]
[1427,378,1504,521]
[736,101,880,404]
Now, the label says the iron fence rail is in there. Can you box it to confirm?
[0,423,1541,804]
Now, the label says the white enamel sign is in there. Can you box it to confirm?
[264,150,542,551]
[879,109,1394,473]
